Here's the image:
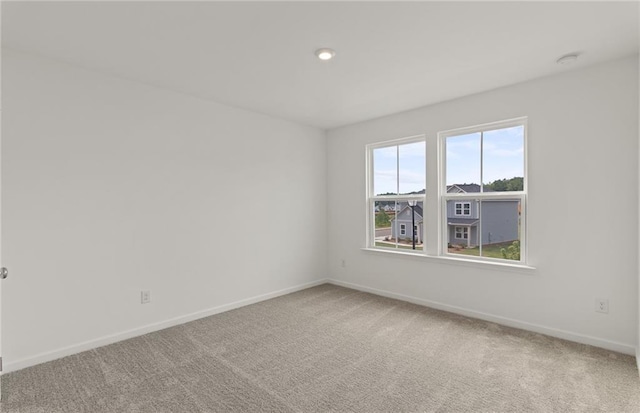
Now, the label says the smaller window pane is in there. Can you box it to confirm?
[373,200,398,250]
[480,199,521,261]
[482,126,524,192]
[374,200,424,251]
[399,141,426,195]
[373,146,398,196]
[446,132,481,188]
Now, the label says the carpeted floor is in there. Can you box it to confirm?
[2,284,639,412]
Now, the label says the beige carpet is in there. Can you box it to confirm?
[2,284,639,412]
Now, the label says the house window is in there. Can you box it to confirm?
[368,136,425,251]
[455,202,471,216]
[441,118,526,262]
[455,226,468,239]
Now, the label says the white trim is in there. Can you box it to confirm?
[454,226,469,239]
[3,278,329,373]
[366,134,426,150]
[362,246,535,273]
[637,347,640,377]
[328,279,636,356]
[439,116,528,139]
[454,202,471,216]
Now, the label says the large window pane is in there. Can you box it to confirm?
[373,146,397,196]
[373,200,398,250]
[446,132,480,189]
[399,141,426,195]
[482,126,524,192]
[446,198,479,257]
[480,199,521,260]
[374,200,423,250]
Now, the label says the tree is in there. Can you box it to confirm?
[486,177,523,192]
[500,240,520,260]
[375,209,391,228]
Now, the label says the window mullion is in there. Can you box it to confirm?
[396,146,400,195]
[478,199,482,257]
[480,130,484,192]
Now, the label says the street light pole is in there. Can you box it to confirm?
[408,200,417,250]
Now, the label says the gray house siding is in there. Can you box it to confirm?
[446,199,518,246]
[392,219,423,242]
[390,204,423,243]
[480,200,519,245]
[448,225,478,247]
[446,199,479,219]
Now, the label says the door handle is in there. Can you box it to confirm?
[0,267,8,279]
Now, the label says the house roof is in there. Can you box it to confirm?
[447,184,494,193]
[390,204,423,221]
[409,205,423,217]
[447,218,479,226]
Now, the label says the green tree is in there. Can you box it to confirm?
[486,177,523,192]
[375,209,391,228]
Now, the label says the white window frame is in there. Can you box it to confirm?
[439,117,527,264]
[455,202,471,216]
[400,224,406,235]
[454,226,468,240]
[366,135,426,252]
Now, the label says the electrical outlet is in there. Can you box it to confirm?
[595,298,608,314]
[141,290,151,304]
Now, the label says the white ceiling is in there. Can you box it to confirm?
[2,1,639,130]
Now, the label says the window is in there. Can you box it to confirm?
[455,202,471,216]
[455,226,468,239]
[368,136,425,251]
[441,118,526,262]
[366,118,526,265]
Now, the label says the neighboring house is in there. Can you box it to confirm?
[446,184,519,247]
[390,204,424,244]
[389,184,519,247]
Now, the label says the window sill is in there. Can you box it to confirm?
[360,247,537,274]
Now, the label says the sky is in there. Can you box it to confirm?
[373,125,524,195]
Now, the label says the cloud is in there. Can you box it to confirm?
[399,141,426,159]
[374,168,425,194]
[484,146,524,157]
[374,142,426,161]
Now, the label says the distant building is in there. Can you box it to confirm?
[390,204,423,244]
[390,184,519,247]
[445,184,519,247]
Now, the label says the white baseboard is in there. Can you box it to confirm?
[328,279,636,356]
[4,278,329,374]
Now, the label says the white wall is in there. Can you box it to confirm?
[328,56,639,354]
[1,49,327,370]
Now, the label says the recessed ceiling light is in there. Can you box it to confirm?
[556,53,579,65]
[315,48,336,61]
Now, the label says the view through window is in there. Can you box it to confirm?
[370,139,426,251]
[443,121,525,262]
[367,118,526,264]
